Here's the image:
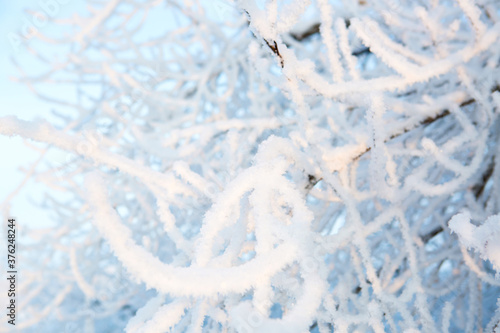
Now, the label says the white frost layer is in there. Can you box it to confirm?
[449,212,500,272]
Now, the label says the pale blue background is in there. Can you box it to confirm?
[0,0,78,229]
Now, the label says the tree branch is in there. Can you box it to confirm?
[288,21,370,57]
[471,157,495,199]
[263,39,284,68]
[290,23,320,41]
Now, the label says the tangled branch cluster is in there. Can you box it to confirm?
[1,0,500,332]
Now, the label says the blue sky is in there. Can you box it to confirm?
[0,0,75,229]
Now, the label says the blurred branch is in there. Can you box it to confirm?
[290,22,320,41]
[288,20,371,57]
[471,157,495,199]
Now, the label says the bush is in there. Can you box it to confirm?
[2,0,500,331]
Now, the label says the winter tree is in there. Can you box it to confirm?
[1,0,500,332]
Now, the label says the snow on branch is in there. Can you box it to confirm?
[3,0,500,331]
